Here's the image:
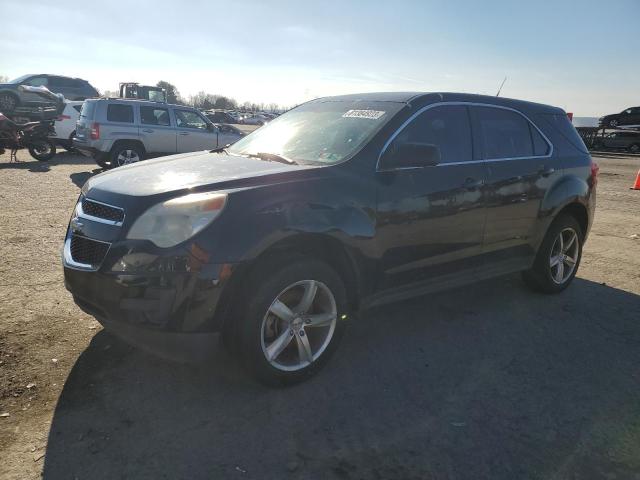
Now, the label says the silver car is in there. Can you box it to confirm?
[73,98,243,168]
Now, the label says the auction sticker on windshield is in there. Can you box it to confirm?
[342,110,386,119]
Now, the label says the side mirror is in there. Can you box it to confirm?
[206,123,217,132]
[382,142,441,169]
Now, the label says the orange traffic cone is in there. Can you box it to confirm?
[632,170,640,190]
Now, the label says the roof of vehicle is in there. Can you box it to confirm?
[311,91,565,114]
[89,97,193,109]
[23,74,90,81]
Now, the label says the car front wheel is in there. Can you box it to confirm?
[523,214,583,293]
[238,256,348,385]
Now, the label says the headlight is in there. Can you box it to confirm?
[127,192,227,248]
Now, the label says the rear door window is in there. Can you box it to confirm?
[140,106,171,126]
[476,107,534,159]
[107,104,134,123]
[385,105,473,166]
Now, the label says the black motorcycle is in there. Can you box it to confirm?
[0,113,57,161]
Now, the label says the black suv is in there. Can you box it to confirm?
[63,92,596,385]
[599,106,640,128]
[0,74,98,112]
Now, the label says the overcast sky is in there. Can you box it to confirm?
[0,0,637,115]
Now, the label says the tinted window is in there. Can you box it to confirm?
[530,124,550,156]
[72,105,82,113]
[477,107,534,159]
[107,104,134,123]
[175,110,207,129]
[386,105,473,165]
[140,107,170,126]
[49,77,76,88]
[538,113,588,154]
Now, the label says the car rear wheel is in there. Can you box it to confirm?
[111,143,144,167]
[0,92,19,112]
[628,143,640,154]
[237,255,348,385]
[522,214,583,294]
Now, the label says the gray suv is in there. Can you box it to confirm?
[73,98,243,168]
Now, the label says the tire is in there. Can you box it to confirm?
[110,142,144,167]
[608,119,619,128]
[0,92,19,113]
[628,143,640,154]
[237,255,348,386]
[522,214,583,294]
[28,139,56,161]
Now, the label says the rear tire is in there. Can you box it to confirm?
[628,143,640,154]
[111,142,144,167]
[522,214,583,294]
[236,255,348,386]
[28,139,56,161]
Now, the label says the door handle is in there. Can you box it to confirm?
[538,166,555,177]
[463,177,484,190]
[142,129,153,133]
[178,132,189,136]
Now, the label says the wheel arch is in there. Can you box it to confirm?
[214,232,365,334]
[110,139,146,156]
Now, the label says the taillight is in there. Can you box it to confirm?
[590,160,599,187]
[90,122,100,140]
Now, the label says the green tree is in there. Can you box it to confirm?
[156,80,181,104]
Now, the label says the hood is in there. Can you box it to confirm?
[85,151,319,198]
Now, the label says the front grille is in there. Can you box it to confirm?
[69,235,110,267]
[81,198,124,223]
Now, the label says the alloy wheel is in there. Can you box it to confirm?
[549,227,579,284]
[116,149,141,166]
[260,280,337,372]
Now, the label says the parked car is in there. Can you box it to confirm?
[594,130,640,153]
[243,114,270,126]
[0,81,66,115]
[599,106,640,128]
[0,75,98,112]
[205,110,238,124]
[62,92,596,385]
[73,98,243,168]
[53,101,83,149]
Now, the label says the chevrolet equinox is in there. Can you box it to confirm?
[63,92,597,385]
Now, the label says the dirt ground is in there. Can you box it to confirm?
[1,149,639,480]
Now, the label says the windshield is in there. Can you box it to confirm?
[228,100,404,165]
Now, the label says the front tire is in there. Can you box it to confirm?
[237,256,348,386]
[522,214,583,294]
[28,139,56,161]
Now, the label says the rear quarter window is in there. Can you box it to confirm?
[80,101,96,119]
[537,113,588,154]
[107,104,134,123]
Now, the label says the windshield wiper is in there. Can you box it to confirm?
[248,152,297,165]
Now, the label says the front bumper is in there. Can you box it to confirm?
[63,236,238,361]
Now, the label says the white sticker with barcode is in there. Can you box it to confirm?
[342,109,386,120]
